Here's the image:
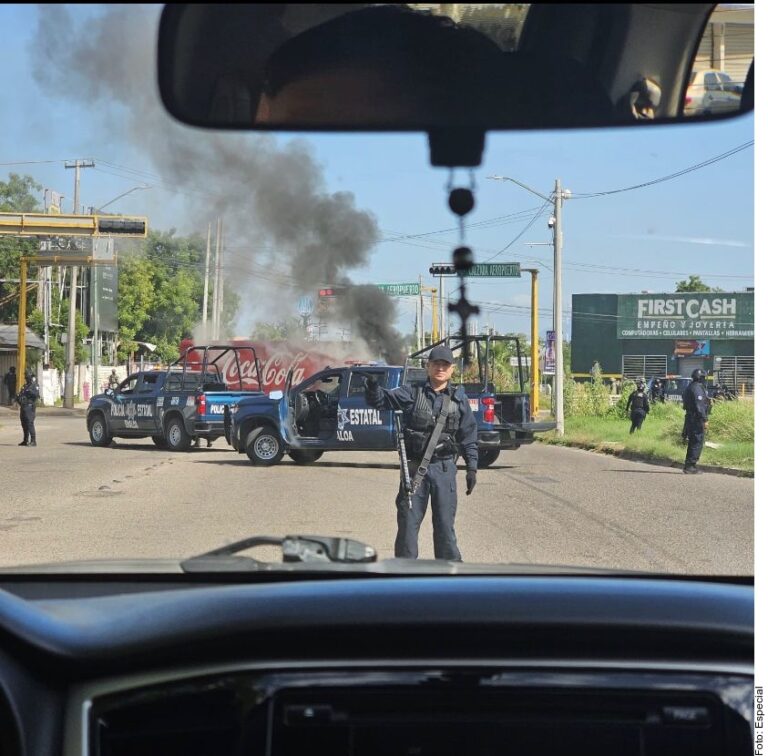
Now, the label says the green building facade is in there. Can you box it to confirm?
[571,292,754,392]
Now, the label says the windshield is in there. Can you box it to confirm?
[0,4,755,578]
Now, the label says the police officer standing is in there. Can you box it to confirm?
[16,369,40,447]
[626,378,650,434]
[107,369,120,391]
[364,345,478,561]
[681,368,710,474]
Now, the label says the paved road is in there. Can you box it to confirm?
[0,411,753,573]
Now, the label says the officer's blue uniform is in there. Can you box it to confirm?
[17,376,40,447]
[366,380,478,560]
[626,387,650,433]
[682,377,709,471]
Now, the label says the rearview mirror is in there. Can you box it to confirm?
[158,4,753,133]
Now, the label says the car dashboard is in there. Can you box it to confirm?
[0,573,754,755]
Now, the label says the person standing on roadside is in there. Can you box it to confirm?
[16,369,40,447]
[681,368,710,474]
[626,378,650,434]
[364,346,478,561]
[3,366,17,406]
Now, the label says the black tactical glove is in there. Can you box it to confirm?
[466,469,477,495]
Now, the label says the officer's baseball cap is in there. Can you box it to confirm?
[427,345,455,364]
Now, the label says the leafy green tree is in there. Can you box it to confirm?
[117,254,157,361]
[675,275,723,293]
[0,174,42,323]
[27,300,89,370]
[115,229,239,363]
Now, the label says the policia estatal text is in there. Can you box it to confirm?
[16,370,40,447]
[365,346,478,561]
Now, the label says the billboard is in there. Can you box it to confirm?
[543,330,556,374]
[673,339,710,356]
[93,265,118,332]
[616,293,753,340]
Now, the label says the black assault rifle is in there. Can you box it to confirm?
[394,410,414,510]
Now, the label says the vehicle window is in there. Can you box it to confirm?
[309,374,342,395]
[118,376,139,395]
[348,371,385,396]
[0,3,753,583]
[139,374,159,392]
[703,72,720,91]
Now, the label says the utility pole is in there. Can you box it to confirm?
[63,159,94,409]
[438,275,444,340]
[202,222,211,339]
[217,219,225,340]
[522,268,540,417]
[211,217,221,340]
[553,179,568,437]
[488,172,568,436]
[416,275,423,351]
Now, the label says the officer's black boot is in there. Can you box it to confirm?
[18,440,28,446]
[28,438,37,447]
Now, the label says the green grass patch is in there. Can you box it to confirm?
[539,399,753,473]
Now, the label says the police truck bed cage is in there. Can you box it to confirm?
[408,334,556,455]
[173,345,264,392]
[408,334,527,394]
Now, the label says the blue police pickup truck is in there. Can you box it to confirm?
[86,345,263,451]
[225,336,555,468]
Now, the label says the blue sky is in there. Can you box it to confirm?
[0,4,756,339]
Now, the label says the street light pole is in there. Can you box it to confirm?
[488,174,568,435]
[553,179,565,436]
[521,268,539,417]
[96,185,149,212]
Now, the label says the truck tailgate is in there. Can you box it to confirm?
[200,391,262,422]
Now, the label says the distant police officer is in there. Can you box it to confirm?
[107,369,120,391]
[3,366,17,406]
[364,345,478,561]
[16,369,40,447]
[626,378,650,434]
[682,368,710,474]
[650,377,665,403]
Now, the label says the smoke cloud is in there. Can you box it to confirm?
[30,5,405,361]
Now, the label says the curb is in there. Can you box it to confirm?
[0,407,87,418]
[535,438,753,478]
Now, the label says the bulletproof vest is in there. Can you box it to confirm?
[409,385,460,435]
[631,391,646,410]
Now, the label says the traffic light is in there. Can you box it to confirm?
[318,286,348,297]
[429,263,456,276]
[0,212,148,237]
[96,217,147,236]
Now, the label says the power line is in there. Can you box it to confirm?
[481,200,553,262]
[570,141,754,199]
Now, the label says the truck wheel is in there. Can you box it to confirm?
[88,414,112,447]
[165,416,192,452]
[288,449,324,465]
[151,435,168,449]
[478,449,500,468]
[245,427,284,466]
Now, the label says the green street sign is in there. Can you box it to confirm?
[429,263,521,277]
[465,263,520,278]
[376,282,420,296]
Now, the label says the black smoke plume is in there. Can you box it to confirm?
[30,5,405,360]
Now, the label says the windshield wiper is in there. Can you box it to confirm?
[180,535,377,572]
